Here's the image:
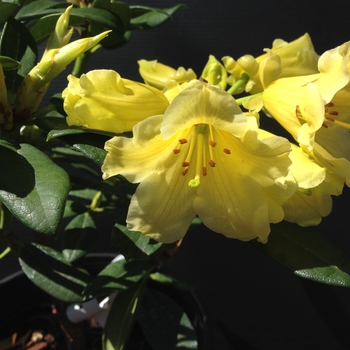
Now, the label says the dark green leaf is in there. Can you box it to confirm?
[29,13,85,44]
[17,6,123,33]
[139,289,198,350]
[112,223,163,261]
[47,129,109,166]
[103,277,147,350]
[0,55,21,70]
[35,116,66,132]
[0,143,70,236]
[251,221,350,287]
[0,1,25,27]
[15,0,65,21]
[149,272,193,291]
[83,258,148,298]
[130,5,185,29]
[0,16,37,99]
[63,199,87,218]
[19,243,90,302]
[62,212,97,263]
[47,126,117,139]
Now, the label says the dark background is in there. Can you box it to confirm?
[2,1,350,349]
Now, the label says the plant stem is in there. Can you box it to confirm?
[227,73,250,95]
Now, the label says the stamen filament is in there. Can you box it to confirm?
[325,116,350,130]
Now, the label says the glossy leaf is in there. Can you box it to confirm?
[83,258,149,298]
[29,13,85,44]
[62,213,97,263]
[138,288,198,350]
[17,5,123,32]
[130,5,185,29]
[47,126,116,139]
[103,277,147,350]
[0,55,21,70]
[0,143,70,236]
[15,0,64,21]
[48,131,109,166]
[0,17,37,99]
[0,0,24,27]
[19,243,90,302]
[251,221,350,287]
[149,272,193,291]
[63,199,87,218]
[112,223,163,261]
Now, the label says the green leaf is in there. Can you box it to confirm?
[47,129,109,166]
[149,272,194,291]
[29,13,85,44]
[83,258,148,298]
[19,243,90,302]
[0,0,25,28]
[251,221,350,287]
[103,276,147,350]
[15,0,64,20]
[112,223,163,261]
[138,289,198,350]
[17,5,123,32]
[130,5,185,29]
[47,126,117,139]
[0,55,21,70]
[63,199,87,218]
[62,212,97,263]
[0,16,37,100]
[0,143,70,236]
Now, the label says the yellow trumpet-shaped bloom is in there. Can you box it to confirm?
[138,59,196,90]
[63,70,169,133]
[282,144,344,226]
[245,41,350,152]
[102,82,296,243]
[223,33,319,94]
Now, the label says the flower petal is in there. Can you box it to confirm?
[126,171,196,243]
[161,82,247,139]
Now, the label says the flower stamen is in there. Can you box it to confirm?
[324,103,350,130]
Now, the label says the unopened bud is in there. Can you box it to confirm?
[201,55,227,89]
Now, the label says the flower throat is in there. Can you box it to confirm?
[173,123,231,188]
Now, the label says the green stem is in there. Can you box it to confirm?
[71,50,91,78]
[235,92,263,106]
[227,73,250,95]
[71,43,103,78]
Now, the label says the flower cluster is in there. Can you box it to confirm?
[63,33,350,244]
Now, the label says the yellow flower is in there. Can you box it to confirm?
[63,70,169,133]
[138,59,196,90]
[102,82,295,243]
[282,144,344,226]
[201,55,227,89]
[223,33,319,94]
[15,28,110,119]
[245,41,350,151]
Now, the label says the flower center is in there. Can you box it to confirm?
[322,102,350,130]
[172,123,231,188]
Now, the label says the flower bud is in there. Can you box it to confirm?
[42,5,74,61]
[201,55,227,89]
[138,59,196,90]
[14,31,110,119]
[63,69,169,133]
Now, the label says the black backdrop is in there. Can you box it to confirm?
[3,1,350,349]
